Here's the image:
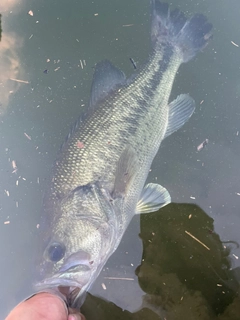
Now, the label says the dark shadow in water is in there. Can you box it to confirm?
[81,203,240,320]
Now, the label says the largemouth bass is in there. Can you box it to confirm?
[35,0,212,307]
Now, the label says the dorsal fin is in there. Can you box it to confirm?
[90,60,126,108]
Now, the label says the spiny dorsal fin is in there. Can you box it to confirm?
[61,60,126,152]
[90,60,126,108]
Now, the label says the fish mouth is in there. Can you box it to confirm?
[34,280,83,307]
[35,277,83,290]
[35,250,94,307]
[35,263,92,293]
[34,264,91,307]
[34,269,90,307]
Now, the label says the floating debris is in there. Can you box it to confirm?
[28,10,34,16]
[101,283,107,290]
[197,138,209,151]
[185,230,210,250]
[12,160,18,173]
[190,196,196,200]
[104,277,134,281]
[130,57,137,69]
[221,240,239,248]
[43,69,49,74]
[231,40,239,48]
[9,78,29,84]
[4,221,10,225]
[123,24,134,27]
[24,132,31,140]
[4,190,10,197]
[232,254,239,260]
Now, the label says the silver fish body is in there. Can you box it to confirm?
[35,0,212,307]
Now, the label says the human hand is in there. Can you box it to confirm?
[5,292,85,320]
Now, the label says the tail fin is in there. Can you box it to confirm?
[151,1,213,62]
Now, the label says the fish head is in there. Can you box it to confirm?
[35,224,95,306]
[34,183,116,306]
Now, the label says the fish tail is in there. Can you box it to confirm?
[151,1,213,62]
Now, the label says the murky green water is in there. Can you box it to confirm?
[0,0,240,318]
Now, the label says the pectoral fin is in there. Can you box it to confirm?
[164,94,195,138]
[136,183,171,214]
[112,145,139,199]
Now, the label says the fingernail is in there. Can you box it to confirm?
[68,314,84,320]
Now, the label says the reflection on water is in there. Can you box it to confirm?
[0,1,26,115]
[0,0,24,13]
[82,204,240,320]
[137,204,240,319]
[0,32,24,114]
[1,0,240,318]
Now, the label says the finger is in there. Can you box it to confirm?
[68,308,86,320]
[6,293,68,320]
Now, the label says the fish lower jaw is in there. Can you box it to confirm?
[34,278,84,292]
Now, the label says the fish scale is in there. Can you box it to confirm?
[52,50,179,198]
[35,0,212,309]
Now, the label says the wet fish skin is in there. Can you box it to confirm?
[35,0,212,307]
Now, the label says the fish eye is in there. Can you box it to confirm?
[46,242,66,262]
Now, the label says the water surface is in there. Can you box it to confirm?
[0,0,240,318]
